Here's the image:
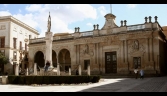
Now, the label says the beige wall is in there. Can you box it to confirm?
[29,14,167,76]
[29,30,167,75]
[0,16,39,74]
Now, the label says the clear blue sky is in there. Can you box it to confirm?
[0,4,166,37]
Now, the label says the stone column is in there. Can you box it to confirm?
[57,63,60,75]
[26,68,29,76]
[97,43,99,65]
[149,38,153,61]
[125,40,128,64]
[87,63,90,76]
[95,43,97,64]
[69,67,71,75]
[56,54,60,75]
[75,45,77,64]
[22,62,25,70]
[34,63,37,75]
[100,44,103,74]
[147,38,150,61]
[78,44,80,65]
[122,40,125,63]
[79,64,82,75]
[45,32,53,68]
[15,64,19,76]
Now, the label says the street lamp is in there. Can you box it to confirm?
[20,38,29,71]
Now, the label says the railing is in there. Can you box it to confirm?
[53,34,73,40]
[29,37,45,43]
[81,31,93,37]
[29,23,151,44]
[127,24,145,31]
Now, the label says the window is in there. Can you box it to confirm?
[20,41,22,50]
[13,38,17,49]
[84,60,90,70]
[25,43,27,51]
[29,35,31,39]
[133,57,141,68]
[112,54,117,61]
[0,37,5,48]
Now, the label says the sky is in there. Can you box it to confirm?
[0,4,167,37]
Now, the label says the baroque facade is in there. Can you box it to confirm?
[28,13,167,76]
[0,16,39,75]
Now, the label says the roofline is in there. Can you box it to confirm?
[0,15,39,35]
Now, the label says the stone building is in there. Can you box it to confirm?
[0,16,39,75]
[28,13,167,76]
[162,26,167,39]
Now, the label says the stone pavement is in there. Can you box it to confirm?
[0,76,166,92]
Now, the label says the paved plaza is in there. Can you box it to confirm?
[0,76,167,92]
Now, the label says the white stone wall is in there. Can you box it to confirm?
[0,22,10,47]
[0,18,39,74]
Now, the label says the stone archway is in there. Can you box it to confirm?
[58,49,71,72]
[34,51,45,68]
[52,50,57,67]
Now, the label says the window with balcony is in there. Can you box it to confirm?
[13,38,17,49]
[29,35,31,39]
[20,41,22,50]
[25,43,27,51]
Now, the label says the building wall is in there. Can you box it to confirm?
[28,14,167,76]
[0,16,39,74]
[29,30,167,75]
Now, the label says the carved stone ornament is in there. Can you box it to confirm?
[128,40,145,56]
[82,44,94,56]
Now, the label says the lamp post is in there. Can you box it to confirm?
[22,39,29,71]
[18,38,29,74]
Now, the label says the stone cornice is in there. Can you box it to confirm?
[0,16,39,35]
[29,30,153,46]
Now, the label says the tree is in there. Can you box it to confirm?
[0,52,9,74]
[0,52,8,65]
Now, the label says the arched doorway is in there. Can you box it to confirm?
[52,50,57,67]
[34,51,45,68]
[58,49,71,72]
